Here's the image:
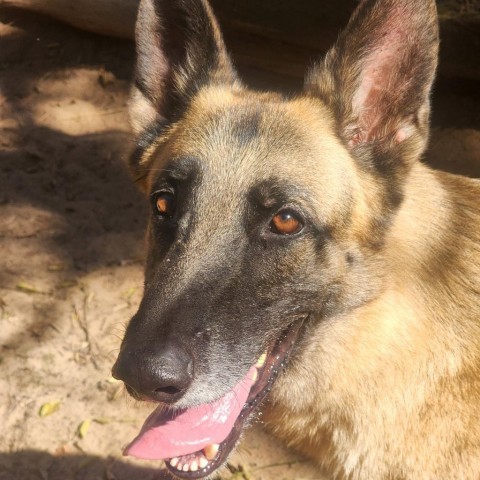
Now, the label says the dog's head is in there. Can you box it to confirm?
[112,0,439,477]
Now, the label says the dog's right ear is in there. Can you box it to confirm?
[129,0,238,152]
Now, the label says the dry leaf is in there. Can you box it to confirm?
[93,417,111,425]
[17,282,45,294]
[39,401,60,417]
[78,419,91,438]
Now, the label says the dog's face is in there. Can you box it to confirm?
[113,0,438,477]
[123,91,378,400]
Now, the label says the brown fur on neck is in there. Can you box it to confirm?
[266,166,480,479]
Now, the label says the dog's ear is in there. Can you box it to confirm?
[305,0,438,165]
[129,0,238,136]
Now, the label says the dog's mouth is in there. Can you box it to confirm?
[123,319,305,479]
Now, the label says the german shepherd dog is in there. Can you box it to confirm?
[112,0,480,478]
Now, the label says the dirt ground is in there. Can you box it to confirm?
[1,7,479,480]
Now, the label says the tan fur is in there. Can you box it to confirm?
[134,81,480,477]
[266,164,480,479]
[125,0,480,478]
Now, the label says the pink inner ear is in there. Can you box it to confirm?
[351,3,417,144]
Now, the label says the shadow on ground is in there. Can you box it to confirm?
[0,7,479,480]
[0,450,169,480]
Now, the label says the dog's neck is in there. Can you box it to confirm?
[386,162,480,322]
[268,161,480,437]
[266,164,480,477]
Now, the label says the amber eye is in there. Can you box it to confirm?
[271,210,303,235]
[154,192,176,217]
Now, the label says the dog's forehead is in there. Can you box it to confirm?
[167,87,356,186]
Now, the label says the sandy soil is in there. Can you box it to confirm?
[0,7,479,480]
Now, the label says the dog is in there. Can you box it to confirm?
[112,0,480,478]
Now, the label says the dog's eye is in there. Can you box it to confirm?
[271,210,303,235]
[154,192,176,218]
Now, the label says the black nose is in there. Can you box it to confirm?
[112,343,194,403]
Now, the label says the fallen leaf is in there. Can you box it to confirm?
[78,419,91,438]
[17,282,46,294]
[39,401,60,417]
[93,417,111,425]
[121,286,137,301]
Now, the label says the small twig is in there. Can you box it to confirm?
[252,458,308,472]
[225,474,245,480]
[57,109,125,121]
[73,287,100,370]
[73,304,88,342]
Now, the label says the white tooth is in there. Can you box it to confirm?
[182,463,190,472]
[252,368,258,383]
[256,353,267,368]
[199,457,208,469]
[204,443,219,460]
[169,458,179,467]
[190,460,198,472]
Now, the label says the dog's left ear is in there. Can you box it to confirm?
[129,0,238,136]
[305,0,439,164]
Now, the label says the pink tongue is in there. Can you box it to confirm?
[124,366,256,460]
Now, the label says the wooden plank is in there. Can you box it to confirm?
[2,0,479,80]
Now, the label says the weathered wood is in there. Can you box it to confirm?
[210,0,480,82]
[1,0,479,81]
[211,0,356,53]
[1,0,138,39]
